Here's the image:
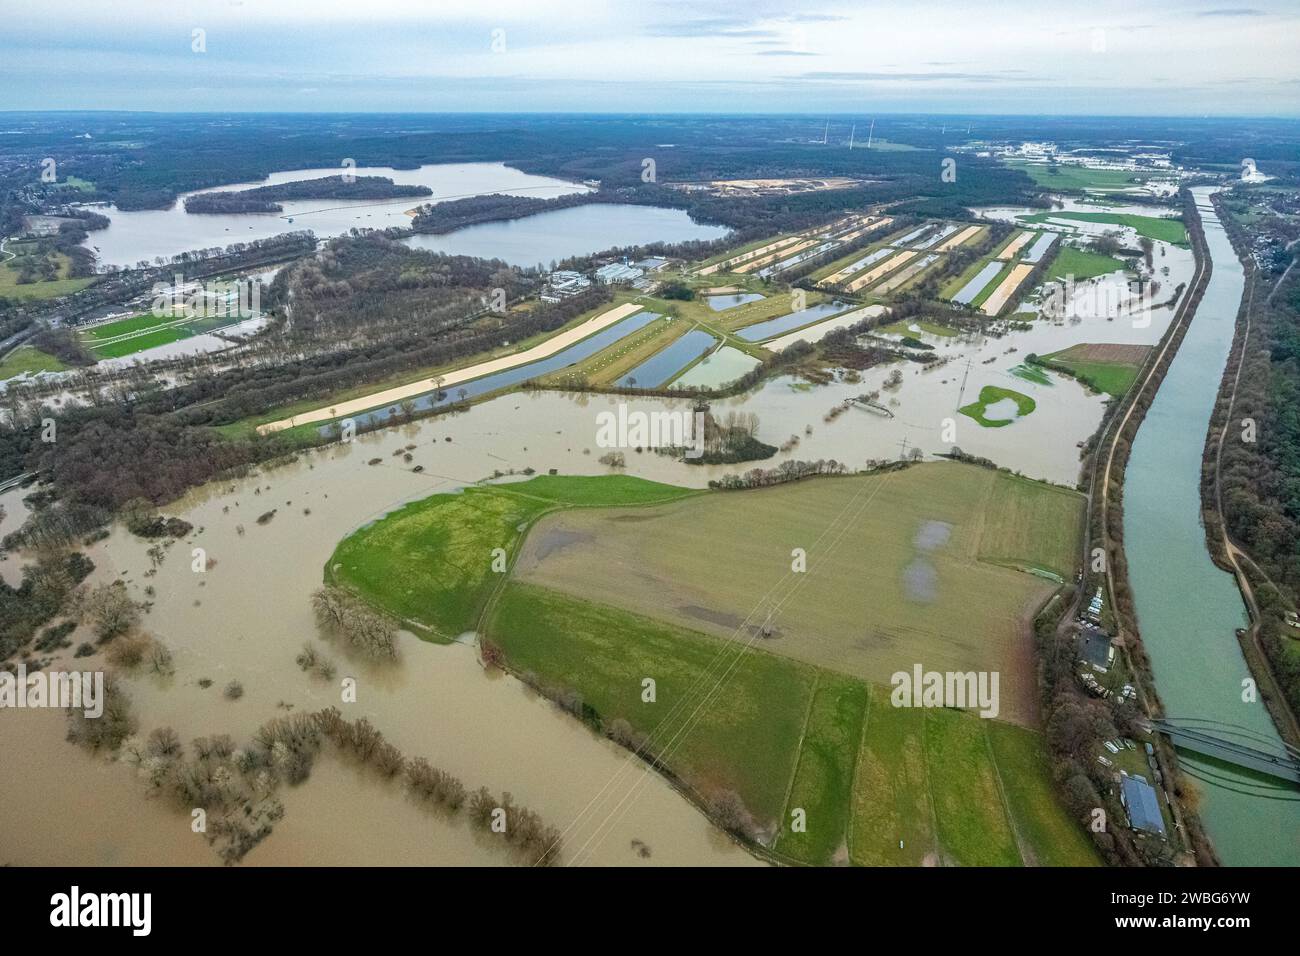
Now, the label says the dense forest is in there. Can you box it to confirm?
[1213,197,1300,720]
[0,113,1043,239]
[184,176,431,214]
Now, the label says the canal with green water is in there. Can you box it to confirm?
[1124,186,1300,865]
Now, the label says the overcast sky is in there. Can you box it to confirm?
[1,0,1297,115]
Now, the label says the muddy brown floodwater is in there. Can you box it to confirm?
[0,418,762,867]
[0,220,1196,864]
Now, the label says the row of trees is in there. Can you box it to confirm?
[1207,191,1300,722]
[311,586,398,661]
[708,458,849,490]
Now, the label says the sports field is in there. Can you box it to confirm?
[79,310,248,358]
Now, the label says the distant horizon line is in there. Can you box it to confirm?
[2,109,1299,122]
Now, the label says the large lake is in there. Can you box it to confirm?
[403,203,729,268]
[80,162,591,269]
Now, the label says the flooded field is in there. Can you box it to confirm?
[616,328,717,387]
[672,346,761,388]
[736,300,852,343]
[706,293,766,311]
[2,190,1204,867]
[0,423,763,867]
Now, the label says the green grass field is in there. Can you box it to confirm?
[491,581,1097,866]
[878,318,959,338]
[1040,343,1147,397]
[986,721,1101,866]
[1018,211,1187,246]
[330,467,1095,865]
[925,707,1021,866]
[0,346,67,380]
[0,252,95,301]
[976,473,1083,580]
[774,673,868,864]
[88,326,191,358]
[850,694,934,864]
[1005,161,1155,193]
[1045,245,1128,284]
[326,475,700,640]
[510,463,1079,726]
[1050,360,1137,397]
[85,313,171,339]
[493,582,814,825]
[959,385,1037,428]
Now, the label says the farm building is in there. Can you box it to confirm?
[1120,774,1167,837]
[1078,624,1114,672]
[595,262,645,285]
[541,270,591,302]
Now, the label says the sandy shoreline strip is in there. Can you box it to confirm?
[996,230,1033,260]
[256,301,645,434]
[845,249,917,293]
[696,235,803,275]
[981,263,1035,315]
[936,224,982,252]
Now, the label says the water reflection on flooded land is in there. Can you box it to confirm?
[1,194,1199,864]
[0,420,760,867]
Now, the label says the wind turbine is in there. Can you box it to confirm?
[849,123,856,150]
[822,119,829,144]
[866,119,875,149]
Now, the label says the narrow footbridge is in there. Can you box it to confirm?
[844,397,894,418]
[1147,717,1300,784]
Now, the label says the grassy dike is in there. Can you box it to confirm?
[323,471,1098,866]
